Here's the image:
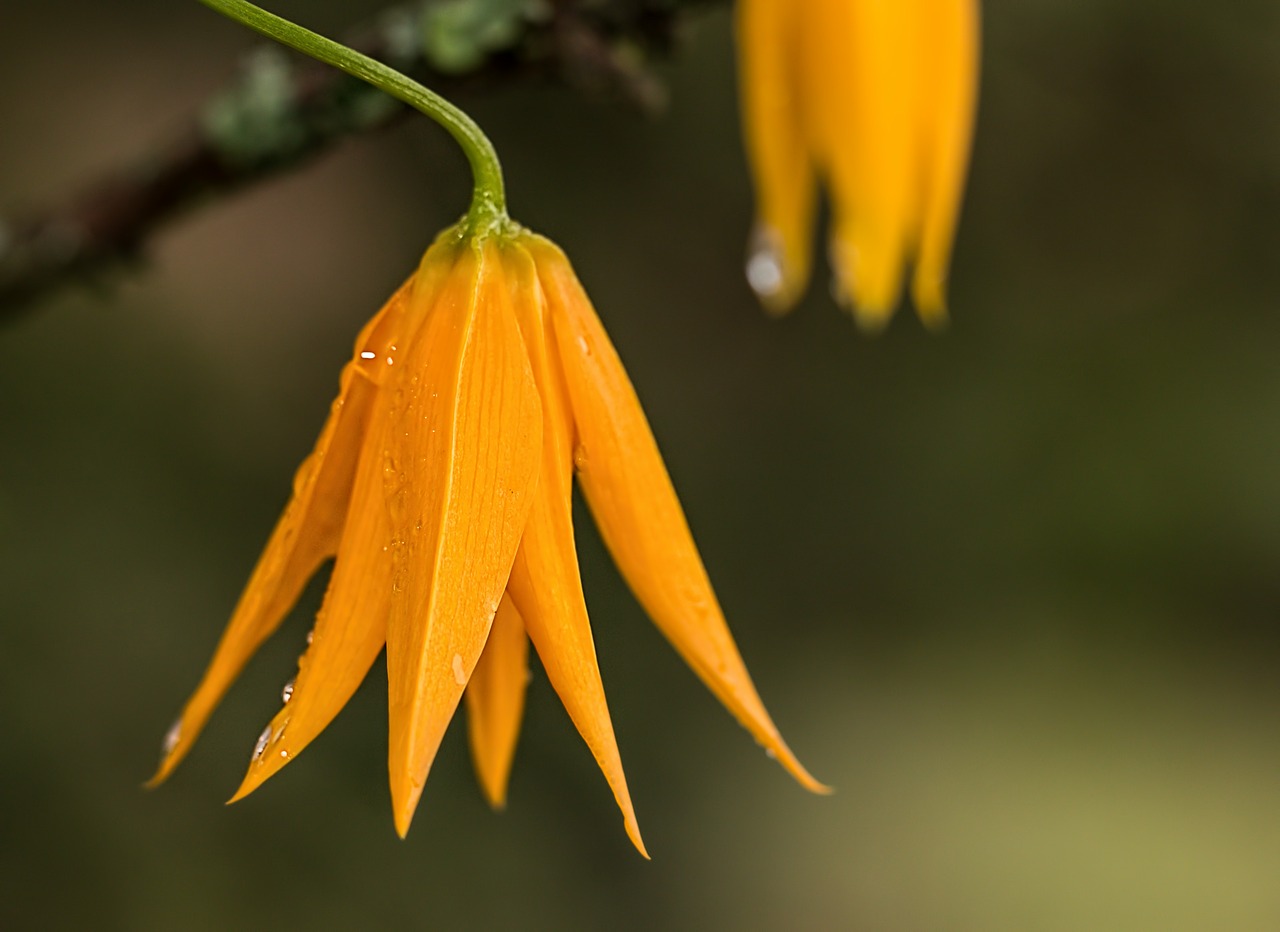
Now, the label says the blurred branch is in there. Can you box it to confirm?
[0,0,721,321]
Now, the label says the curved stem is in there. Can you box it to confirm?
[197,0,506,224]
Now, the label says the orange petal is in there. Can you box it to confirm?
[504,241,648,856]
[911,0,980,323]
[228,399,396,802]
[384,237,543,837]
[531,237,828,795]
[736,0,817,313]
[464,592,529,810]
[148,277,413,787]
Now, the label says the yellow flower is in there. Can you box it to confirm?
[149,223,826,856]
[737,0,981,328]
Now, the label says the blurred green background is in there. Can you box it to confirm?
[4,1,1280,929]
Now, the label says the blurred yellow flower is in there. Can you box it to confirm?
[149,223,826,856]
[737,0,980,328]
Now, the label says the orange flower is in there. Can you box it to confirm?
[737,0,980,328]
[150,223,826,856]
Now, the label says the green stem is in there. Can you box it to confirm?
[197,0,506,224]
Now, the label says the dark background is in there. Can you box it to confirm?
[4,1,1280,928]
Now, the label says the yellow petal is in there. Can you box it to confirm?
[911,0,980,323]
[464,592,529,810]
[148,277,413,787]
[811,0,923,324]
[384,237,543,837]
[736,0,817,313]
[504,240,648,857]
[530,237,828,795]
[228,398,396,802]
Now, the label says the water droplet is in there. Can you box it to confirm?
[360,350,377,359]
[305,629,314,646]
[281,679,295,704]
[746,230,785,300]
[279,749,290,759]
[764,748,777,760]
[452,653,467,687]
[161,721,182,756]
[252,726,272,761]
[576,335,591,356]
[572,445,588,471]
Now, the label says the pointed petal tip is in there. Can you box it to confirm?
[920,308,950,333]
[625,814,651,860]
[224,770,262,805]
[849,301,894,334]
[801,773,835,797]
[758,288,800,319]
[390,776,425,839]
[750,717,830,794]
[392,806,414,840]
[912,277,951,332]
[478,783,509,812]
[226,754,282,805]
[143,763,172,791]
[767,742,832,796]
[226,762,270,805]
[145,716,193,789]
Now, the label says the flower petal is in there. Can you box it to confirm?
[384,238,543,837]
[148,277,413,787]
[504,241,648,856]
[808,0,922,325]
[911,0,980,322]
[228,402,395,802]
[463,592,529,810]
[531,238,828,795]
[736,0,817,313]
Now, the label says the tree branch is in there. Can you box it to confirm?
[0,0,719,321]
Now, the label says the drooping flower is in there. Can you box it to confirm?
[736,0,981,328]
[149,222,827,856]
